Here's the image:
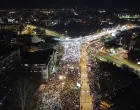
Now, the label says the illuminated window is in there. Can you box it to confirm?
[24,64,28,66]
[34,64,37,66]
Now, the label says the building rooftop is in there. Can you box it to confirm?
[21,49,54,64]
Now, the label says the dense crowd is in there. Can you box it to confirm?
[36,57,81,110]
[35,40,99,110]
[34,24,137,110]
[61,39,82,62]
[36,84,61,110]
[59,60,80,110]
[87,45,103,110]
[60,79,80,110]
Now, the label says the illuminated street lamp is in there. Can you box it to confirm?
[59,75,66,80]
[62,82,65,85]
[136,61,140,72]
[59,75,63,80]
[65,31,67,36]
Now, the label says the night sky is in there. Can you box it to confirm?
[0,0,139,9]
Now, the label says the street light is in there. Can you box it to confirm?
[62,82,65,85]
[59,75,66,80]
[136,61,140,72]
[65,31,67,36]
[59,75,63,80]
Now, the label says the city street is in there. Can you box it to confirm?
[35,24,136,110]
[80,44,93,110]
[1,7,140,110]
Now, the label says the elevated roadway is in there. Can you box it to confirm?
[95,51,140,77]
[21,24,65,38]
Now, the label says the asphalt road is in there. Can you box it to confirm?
[21,24,64,37]
[95,51,140,76]
[80,44,93,110]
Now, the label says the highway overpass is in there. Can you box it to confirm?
[95,51,140,77]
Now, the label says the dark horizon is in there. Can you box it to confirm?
[0,0,140,9]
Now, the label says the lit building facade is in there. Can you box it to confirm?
[21,49,56,79]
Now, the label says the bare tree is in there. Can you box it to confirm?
[13,78,31,110]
